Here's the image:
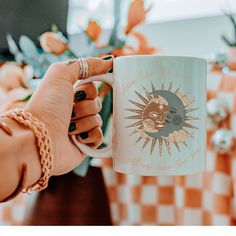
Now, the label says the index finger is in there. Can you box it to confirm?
[66,56,113,84]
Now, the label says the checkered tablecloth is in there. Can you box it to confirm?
[1,70,236,225]
[93,70,236,225]
[0,194,29,225]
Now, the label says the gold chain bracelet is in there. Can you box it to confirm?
[2,109,54,193]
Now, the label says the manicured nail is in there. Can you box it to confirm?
[71,108,75,117]
[69,122,76,132]
[102,55,112,60]
[107,68,113,73]
[80,132,89,140]
[75,90,86,102]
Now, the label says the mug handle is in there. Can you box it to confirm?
[72,73,114,158]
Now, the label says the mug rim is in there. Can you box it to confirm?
[115,55,207,63]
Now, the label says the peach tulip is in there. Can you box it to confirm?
[85,20,101,42]
[40,32,68,55]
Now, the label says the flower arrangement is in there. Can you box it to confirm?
[3,0,156,175]
[6,26,71,78]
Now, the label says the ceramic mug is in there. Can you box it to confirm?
[72,55,207,176]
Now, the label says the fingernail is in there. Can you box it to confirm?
[102,55,112,60]
[75,90,87,102]
[72,108,75,118]
[107,68,113,73]
[80,132,89,140]
[69,122,76,132]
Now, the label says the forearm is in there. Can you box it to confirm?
[0,117,41,201]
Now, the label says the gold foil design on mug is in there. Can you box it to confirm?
[125,82,199,156]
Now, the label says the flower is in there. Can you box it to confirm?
[40,32,68,55]
[85,20,101,42]
[0,63,28,91]
[125,0,151,35]
[128,31,157,55]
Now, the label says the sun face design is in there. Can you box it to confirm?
[143,96,169,132]
[125,82,199,156]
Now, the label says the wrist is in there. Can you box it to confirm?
[0,117,42,189]
[3,109,54,192]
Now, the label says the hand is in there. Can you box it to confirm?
[25,57,113,177]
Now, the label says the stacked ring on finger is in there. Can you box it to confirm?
[64,58,89,79]
[78,58,89,79]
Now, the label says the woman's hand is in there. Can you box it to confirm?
[25,57,113,181]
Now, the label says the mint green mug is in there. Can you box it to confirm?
[72,56,207,176]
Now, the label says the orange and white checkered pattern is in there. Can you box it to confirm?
[0,194,29,225]
[94,70,236,225]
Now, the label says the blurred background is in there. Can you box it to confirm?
[1,0,236,226]
[1,0,236,57]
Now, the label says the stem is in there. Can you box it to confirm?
[109,0,121,46]
[222,35,233,47]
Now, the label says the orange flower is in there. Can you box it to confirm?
[130,31,157,54]
[125,0,151,35]
[85,20,101,42]
[110,47,136,57]
[40,32,68,55]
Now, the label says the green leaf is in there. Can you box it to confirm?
[19,35,39,59]
[99,90,113,134]
[43,53,61,63]
[98,83,106,92]
[51,24,59,32]
[6,34,19,55]
[15,52,25,63]
[21,94,32,102]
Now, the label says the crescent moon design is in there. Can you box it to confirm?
[125,82,199,156]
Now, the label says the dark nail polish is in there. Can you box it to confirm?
[69,122,76,132]
[107,68,113,73]
[71,108,75,117]
[75,90,86,102]
[80,132,89,140]
[102,55,112,60]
